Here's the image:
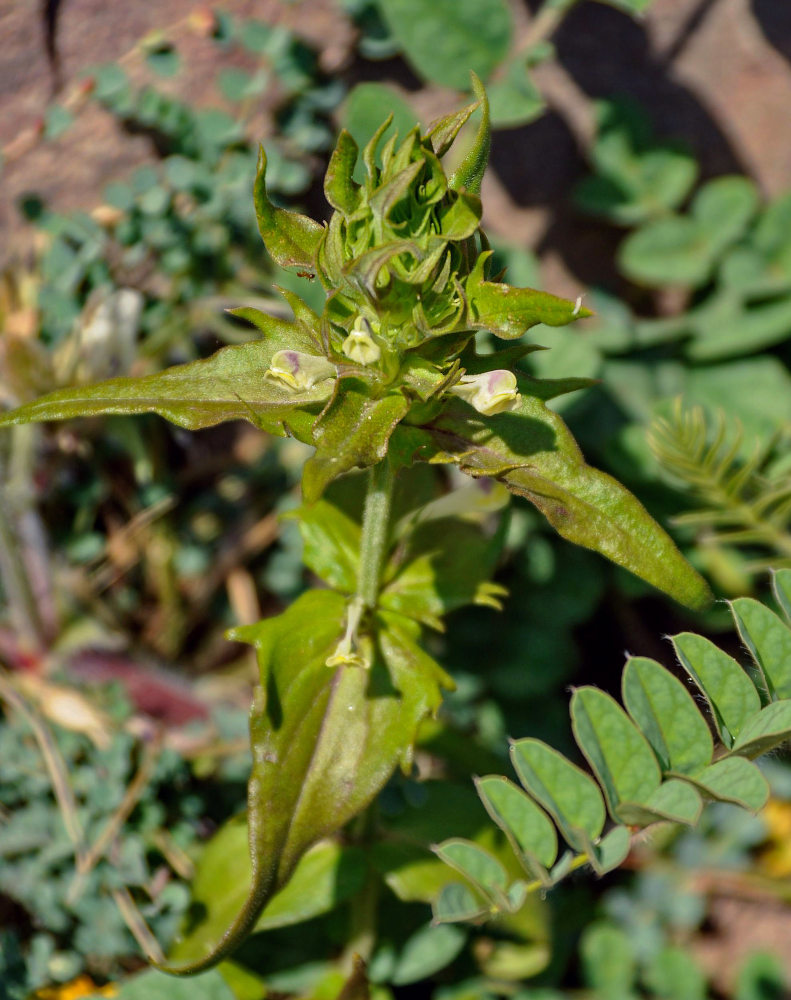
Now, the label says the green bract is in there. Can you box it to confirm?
[0,79,713,976]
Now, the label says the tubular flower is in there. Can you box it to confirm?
[448,370,520,415]
[342,316,382,366]
[266,350,336,391]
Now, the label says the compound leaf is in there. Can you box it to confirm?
[684,757,769,812]
[731,597,791,701]
[622,656,713,775]
[475,775,557,874]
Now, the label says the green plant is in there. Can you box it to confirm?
[10,80,789,998]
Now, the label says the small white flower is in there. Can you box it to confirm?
[448,370,520,416]
[342,316,382,366]
[267,350,336,390]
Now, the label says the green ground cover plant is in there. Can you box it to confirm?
[3,76,791,999]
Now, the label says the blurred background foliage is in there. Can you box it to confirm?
[1,0,791,997]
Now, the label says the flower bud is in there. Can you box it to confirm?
[448,370,520,416]
[267,350,336,390]
[342,317,382,366]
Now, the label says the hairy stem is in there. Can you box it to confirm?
[357,457,394,609]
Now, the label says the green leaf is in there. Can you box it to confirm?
[449,73,491,196]
[426,97,481,158]
[107,969,235,999]
[684,756,769,811]
[621,656,713,775]
[475,775,558,874]
[391,922,467,985]
[488,61,545,129]
[571,688,700,825]
[693,175,759,252]
[432,882,488,923]
[171,820,366,963]
[145,45,181,77]
[325,130,361,216]
[254,146,324,270]
[731,597,791,701]
[340,83,418,182]
[465,252,588,337]
[0,333,330,437]
[618,216,713,288]
[44,105,75,140]
[589,825,631,876]
[644,945,707,1000]
[381,515,505,628]
[302,380,409,503]
[731,701,791,757]
[672,633,761,745]
[433,839,509,906]
[581,922,636,994]
[164,590,447,973]
[378,0,512,91]
[509,737,605,853]
[774,568,791,624]
[422,393,711,609]
[292,498,360,593]
[735,952,787,1000]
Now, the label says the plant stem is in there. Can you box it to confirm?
[356,457,394,609]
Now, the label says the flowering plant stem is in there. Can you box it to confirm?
[357,456,395,609]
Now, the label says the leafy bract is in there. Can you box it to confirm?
[302,380,410,503]
[162,590,449,973]
[0,325,331,436]
[419,390,710,610]
[254,146,324,270]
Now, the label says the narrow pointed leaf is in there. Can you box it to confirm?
[254,146,324,269]
[303,380,409,503]
[684,757,769,811]
[571,687,662,823]
[162,590,446,973]
[732,701,791,757]
[432,882,488,924]
[0,339,332,436]
[509,738,605,853]
[731,597,791,700]
[466,254,592,338]
[325,130,361,216]
[449,73,490,195]
[589,826,631,876]
[427,98,481,158]
[423,394,710,609]
[622,656,713,775]
[291,499,360,593]
[672,633,761,744]
[475,775,557,872]
[773,568,791,624]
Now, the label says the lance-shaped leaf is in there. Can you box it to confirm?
[290,498,360,593]
[325,130,361,216]
[509,737,605,853]
[731,701,791,757]
[161,590,449,974]
[426,96,482,158]
[731,597,791,701]
[773,568,791,623]
[672,633,761,745]
[303,379,409,504]
[0,331,332,437]
[684,757,769,811]
[380,515,506,628]
[423,393,710,610]
[465,252,592,338]
[254,146,324,270]
[449,73,490,196]
[622,656,713,775]
[170,824,367,964]
[571,687,702,826]
[475,775,557,880]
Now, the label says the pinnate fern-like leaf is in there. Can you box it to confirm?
[433,571,791,923]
